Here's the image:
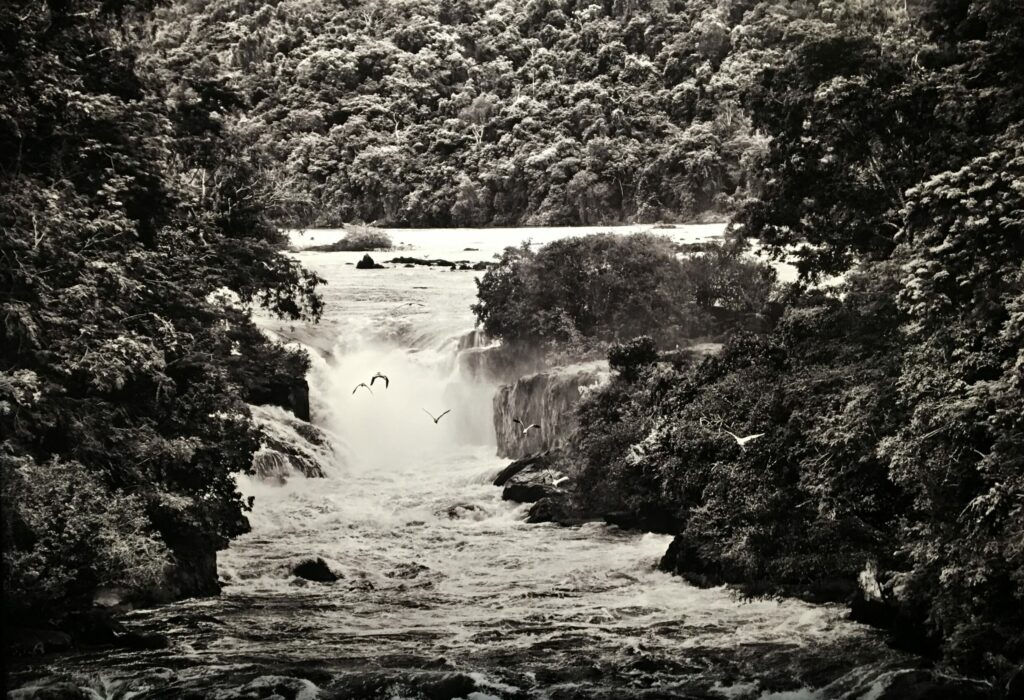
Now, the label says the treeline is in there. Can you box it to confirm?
[472,0,1024,682]
[145,0,914,227]
[1,0,322,636]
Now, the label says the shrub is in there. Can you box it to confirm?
[309,224,393,251]
[472,234,776,354]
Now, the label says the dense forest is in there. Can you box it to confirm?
[1,0,322,636]
[141,0,913,227]
[472,0,1024,683]
[2,0,1022,691]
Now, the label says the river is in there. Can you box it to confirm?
[8,226,919,699]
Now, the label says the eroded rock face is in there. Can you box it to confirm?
[493,361,609,459]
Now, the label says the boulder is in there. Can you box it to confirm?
[292,557,339,583]
[355,254,385,269]
[493,452,557,487]
[526,496,578,525]
[500,453,568,504]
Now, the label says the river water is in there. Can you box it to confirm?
[9,226,918,699]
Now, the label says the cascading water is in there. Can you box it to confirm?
[9,226,924,700]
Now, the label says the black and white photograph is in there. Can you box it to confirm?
[2,0,1022,698]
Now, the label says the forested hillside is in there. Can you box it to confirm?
[471,0,1024,682]
[1,0,322,635]
[147,0,917,227]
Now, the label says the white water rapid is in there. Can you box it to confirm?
[9,226,919,700]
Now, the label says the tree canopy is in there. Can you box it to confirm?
[1,0,322,622]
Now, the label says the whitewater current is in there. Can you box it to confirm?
[8,226,921,699]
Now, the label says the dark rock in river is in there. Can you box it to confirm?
[526,496,580,525]
[292,557,339,582]
[500,451,569,504]
[387,256,455,267]
[356,254,385,269]
[493,452,556,486]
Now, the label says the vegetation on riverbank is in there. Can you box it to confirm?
[473,232,776,356]
[0,0,322,640]
[306,224,393,252]
[474,0,1024,683]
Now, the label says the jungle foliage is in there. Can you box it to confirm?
[558,0,1024,678]
[139,0,910,227]
[0,0,322,626]
[472,233,777,353]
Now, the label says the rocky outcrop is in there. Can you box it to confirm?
[493,361,609,459]
[356,254,385,269]
[292,557,339,582]
[387,256,491,270]
[250,405,341,481]
[498,451,568,504]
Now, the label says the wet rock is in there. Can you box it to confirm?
[493,452,557,487]
[501,452,569,504]
[386,563,429,579]
[868,669,990,700]
[525,496,579,525]
[355,254,385,269]
[443,502,484,519]
[386,256,455,267]
[229,675,321,700]
[658,535,728,588]
[292,557,339,583]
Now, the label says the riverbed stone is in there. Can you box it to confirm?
[355,254,385,269]
[292,557,339,582]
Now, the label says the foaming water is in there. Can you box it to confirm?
[10,226,917,699]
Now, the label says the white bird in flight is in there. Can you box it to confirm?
[352,383,373,395]
[723,429,764,449]
[422,408,451,424]
[371,372,389,389]
[513,417,541,436]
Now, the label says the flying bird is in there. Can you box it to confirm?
[722,429,764,449]
[371,372,389,389]
[352,383,373,395]
[521,423,541,436]
[422,408,451,424]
